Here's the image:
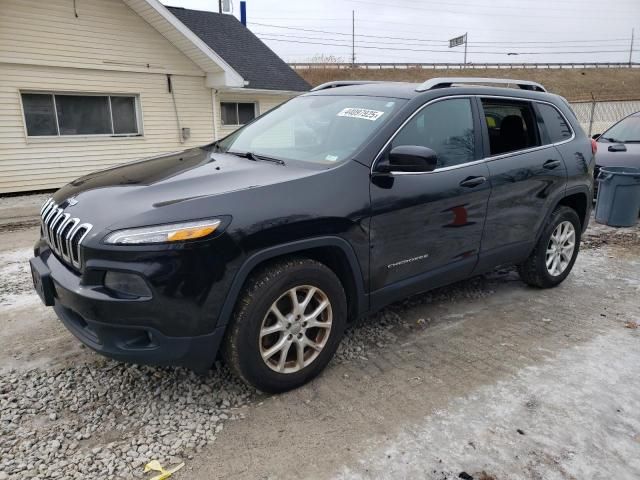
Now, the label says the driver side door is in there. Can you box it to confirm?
[368,96,491,309]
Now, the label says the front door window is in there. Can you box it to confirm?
[390,98,476,169]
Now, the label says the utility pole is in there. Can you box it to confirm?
[464,32,468,65]
[630,28,635,68]
[352,10,356,67]
[218,0,222,13]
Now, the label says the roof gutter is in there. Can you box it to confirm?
[217,87,306,96]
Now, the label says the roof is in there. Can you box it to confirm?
[167,7,310,92]
[307,82,420,99]
[305,81,559,102]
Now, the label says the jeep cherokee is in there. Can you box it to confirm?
[30,77,594,393]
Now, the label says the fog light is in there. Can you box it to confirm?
[104,271,151,298]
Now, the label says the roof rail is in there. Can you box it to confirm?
[311,80,382,91]
[415,77,546,93]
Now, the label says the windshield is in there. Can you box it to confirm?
[216,95,406,165]
[600,115,640,143]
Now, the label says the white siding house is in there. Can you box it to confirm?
[0,0,309,193]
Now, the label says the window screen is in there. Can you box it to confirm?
[21,93,139,136]
[111,96,138,134]
[238,103,256,124]
[22,94,58,136]
[537,103,572,143]
[221,102,256,126]
[391,98,476,168]
[481,99,540,155]
[55,95,111,135]
[221,103,237,126]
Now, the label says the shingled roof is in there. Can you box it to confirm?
[167,7,310,92]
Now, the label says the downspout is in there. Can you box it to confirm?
[167,74,185,144]
[212,89,219,140]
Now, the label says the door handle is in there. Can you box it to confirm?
[543,159,562,169]
[459,176,487,188]
[608,144,627,152]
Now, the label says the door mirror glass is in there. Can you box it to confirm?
[384,145,438,172]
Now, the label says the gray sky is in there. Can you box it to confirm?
[161,0,639,64]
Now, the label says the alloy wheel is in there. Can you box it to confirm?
[545,220,576,277]
[259,285,333,374]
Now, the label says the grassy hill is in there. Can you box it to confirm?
[296,67,640,102]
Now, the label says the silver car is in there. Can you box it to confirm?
[593,111,640,195]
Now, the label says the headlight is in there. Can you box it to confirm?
[104,219,221,245]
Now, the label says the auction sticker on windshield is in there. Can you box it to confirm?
[337,108,385,121]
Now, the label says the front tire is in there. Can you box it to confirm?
[517,206,581,288]
[222,257,347,393]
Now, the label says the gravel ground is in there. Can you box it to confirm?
[1,215,639,480]
[1,363,253,479]
[0,235,254,479]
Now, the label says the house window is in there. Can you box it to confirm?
[21,93,141,137]
[221,102,256,126]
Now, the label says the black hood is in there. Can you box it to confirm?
[52,147,318,236]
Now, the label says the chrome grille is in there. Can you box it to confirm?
[40,198,93,269]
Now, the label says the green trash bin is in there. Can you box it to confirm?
[595,166,640,227]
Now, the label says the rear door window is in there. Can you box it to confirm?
[481,99,540,155]
[536,103,573,144]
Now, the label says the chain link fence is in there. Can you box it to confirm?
[569,100,640,137]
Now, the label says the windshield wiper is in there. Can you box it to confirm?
[228,151,285,165]
[601,136,623,143]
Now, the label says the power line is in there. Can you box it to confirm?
[258,36,630,55]
[252,31,632,50]
[250,17,634,36]
[250,22,633,46]
[250,21,444,42]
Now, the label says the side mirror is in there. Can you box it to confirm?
[591,133,601,140]
[378,145,438,173]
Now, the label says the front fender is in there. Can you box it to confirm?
[215,236,367,328]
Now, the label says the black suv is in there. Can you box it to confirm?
[30,78,594,393]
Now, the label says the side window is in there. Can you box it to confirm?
[537,103,572,143]
[221,102,256,126]
[21,93,140,136]
[481,99,540,155]
[391,98,475,168]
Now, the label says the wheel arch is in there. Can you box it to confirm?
[556,185,592,233]
[216,237,367,329]
[536,186,591,244]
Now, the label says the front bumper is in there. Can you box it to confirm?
[53,301,224,371]
[31,246,226,371]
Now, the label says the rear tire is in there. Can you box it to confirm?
[222,257,347,393]
[517,205,581,288]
